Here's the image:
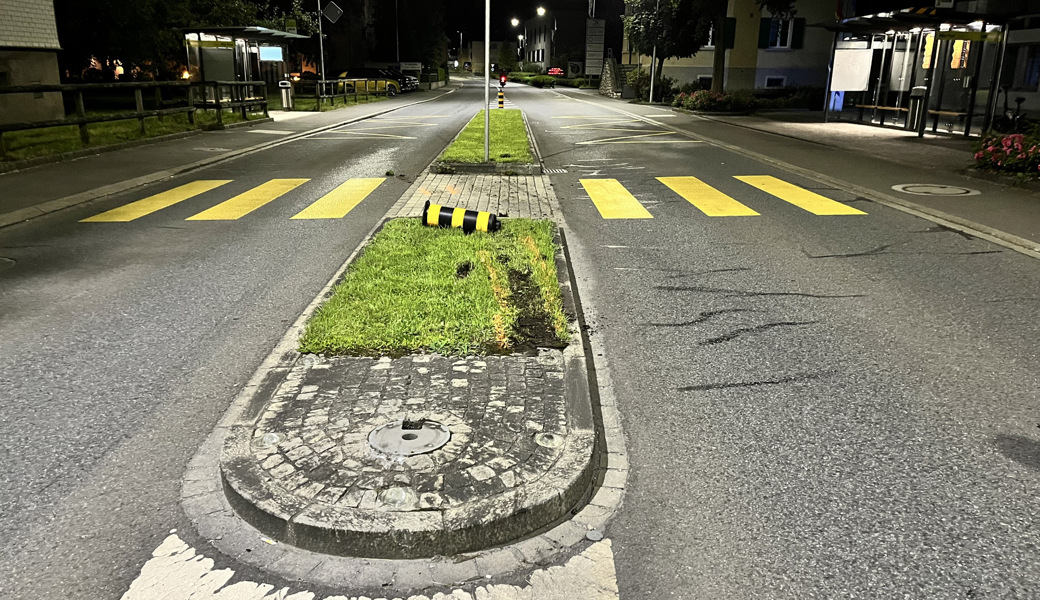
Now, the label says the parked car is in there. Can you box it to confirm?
[336,68,402,96]
[381,69,418,92]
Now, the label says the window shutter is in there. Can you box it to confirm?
[725,17,737,50]
[792,18,806,49]
[758,18,772,48]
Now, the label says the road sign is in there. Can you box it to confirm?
[400,61,422,71]
[285,19,297,34]
[585,18,605,76]
[322,2,342,24]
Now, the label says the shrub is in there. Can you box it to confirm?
[556,77,587,88]
[974,131,1040,174]
[522,63,544,74]
[530,75,556,88]
[675,89,757,113]
[625,68,675,102]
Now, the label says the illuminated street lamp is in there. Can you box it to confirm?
[511,17,519,26]
[537,6,546,16]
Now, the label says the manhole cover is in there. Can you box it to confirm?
[368,419,451,456]
[891,183,981,197]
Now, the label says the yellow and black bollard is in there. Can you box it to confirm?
[422,201,500,233]
[498,89,504,109]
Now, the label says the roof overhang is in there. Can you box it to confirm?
[182,26,309,42]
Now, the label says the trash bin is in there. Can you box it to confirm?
[908,85,927,130]
[278,80,293,110]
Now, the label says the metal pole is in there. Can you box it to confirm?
[317,0,326,82]
[965,30,985,136]
[648,0,660,103]
[983,25,1008,133]
[484,0,490,162]
[918,27,941,138]
[395,0,400,64]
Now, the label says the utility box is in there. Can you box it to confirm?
[278,80,293,110]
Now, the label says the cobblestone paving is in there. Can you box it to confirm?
[247,350,577,518]
[389,174,556,220]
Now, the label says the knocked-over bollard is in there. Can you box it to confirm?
[422,200,500,233]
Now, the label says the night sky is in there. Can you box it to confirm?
[444,0,595,47]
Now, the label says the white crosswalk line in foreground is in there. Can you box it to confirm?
[121,534,619,600]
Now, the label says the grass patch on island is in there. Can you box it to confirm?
[439,109,533,164]
[299,218,568,356]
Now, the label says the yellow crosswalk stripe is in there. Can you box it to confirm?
[186,179,308,221]
[580,179,653,219]
[81,180,232,222]
[290,178,385,219]
[735,176,866,216]
[657,176,759,217]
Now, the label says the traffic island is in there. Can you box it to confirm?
[219,218,597,559]
[431,109,542,175]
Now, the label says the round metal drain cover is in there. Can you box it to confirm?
[368,419,451,456]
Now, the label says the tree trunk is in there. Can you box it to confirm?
[711,11,726,93]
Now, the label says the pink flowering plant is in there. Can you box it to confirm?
[974,132,1040,175]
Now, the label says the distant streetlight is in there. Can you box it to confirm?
[511,17,519,27]
[537,6,546,16]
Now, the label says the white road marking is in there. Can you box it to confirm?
[121,535,618,600]
[247,129,294,135]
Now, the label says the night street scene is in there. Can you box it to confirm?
[4,0,1040,598]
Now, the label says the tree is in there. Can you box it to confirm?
[624,0,796,94]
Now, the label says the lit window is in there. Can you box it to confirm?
[769,19,792,49]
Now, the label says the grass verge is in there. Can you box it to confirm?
[286,94,388,112]
[299,218,569,357]
[0,110,250,162]
[439,109,533,164]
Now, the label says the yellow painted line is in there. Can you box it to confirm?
[735,176,867,216]
[580,179,653,219]
[186,179,308,220]
[658,177,759,217]
[81,180,231,222]
[291,178,385,220]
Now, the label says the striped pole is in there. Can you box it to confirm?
[422,201,500,233]
[498,89,504,109]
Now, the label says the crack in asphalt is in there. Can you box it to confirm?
[698,320,818,346]
[678,371,833,392]
[657,285,866,299]
[914,224,977,240]
[804,244,894,259]
[664,267,752,279]
[648,308,759,327]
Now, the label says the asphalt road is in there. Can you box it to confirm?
[0,89,477,599]
[510,84,1040,598]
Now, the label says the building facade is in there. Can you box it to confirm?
[620,0,834,90]
[0,0,64,124]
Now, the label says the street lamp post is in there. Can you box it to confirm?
[484,0,490,162]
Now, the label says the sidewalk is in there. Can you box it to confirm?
[0,90,452,229]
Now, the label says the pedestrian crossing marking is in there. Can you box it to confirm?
[80,180,232,222]
[186,179,309,221]
[735,176,866,216]
[291,178,385,219]
[580,179,653,219]
[657,177,760,217]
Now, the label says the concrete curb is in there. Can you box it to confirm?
[0,91,456,231]
[180,174,627,594]
[217,224,597,559]
[430,161,542,175]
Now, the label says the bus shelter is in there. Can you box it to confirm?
[823,6,1015,137]
[183,26,309,86]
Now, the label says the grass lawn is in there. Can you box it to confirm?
[283,94,387,112]
[299,218,568,356]
[439,109,533,164]
[0,110,251,162]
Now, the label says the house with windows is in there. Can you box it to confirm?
[620,0,834,90]
[0,0,64,124]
